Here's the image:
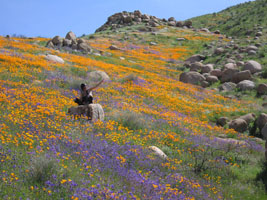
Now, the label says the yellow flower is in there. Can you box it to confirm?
[61,179,67,184]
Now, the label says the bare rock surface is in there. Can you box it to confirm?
[45,54,64,64]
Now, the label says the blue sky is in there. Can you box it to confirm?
[0,0,252,38]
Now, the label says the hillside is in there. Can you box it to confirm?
[190,0,267,38]
[0,8,267,200]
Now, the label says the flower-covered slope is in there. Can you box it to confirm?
[0,27,265,199]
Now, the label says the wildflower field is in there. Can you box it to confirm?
[0,27,266,199]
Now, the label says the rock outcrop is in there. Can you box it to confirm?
[229,119,248,133]
[257,84,267,95]
[148,146,168,160]
[87,71,111,82]
[45,54,64,64]
[46,31,92,53]
[237,80,255,91]
[95,10,193,33]
[88,104,105,121]
[179,71,205,85]
[243,60,262,74]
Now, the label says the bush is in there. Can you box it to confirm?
[112,110,149,130]
[256,159,267,191]
[120,74,138,83]
[262,68,267,79]
[27,154,60,184]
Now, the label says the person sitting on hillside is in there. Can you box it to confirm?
[74,79,104,105]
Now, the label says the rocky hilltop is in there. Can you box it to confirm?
[95,10,193,32]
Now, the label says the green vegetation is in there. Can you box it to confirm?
[191,0,267,38]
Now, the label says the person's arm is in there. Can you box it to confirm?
[87,79,104,91]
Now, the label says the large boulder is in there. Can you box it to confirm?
[78,43,92,52]
[226,58,236,64]
[214,137,248,148]
[45,54,64,64]
[214,48,224,55]
[87,70,110,81]
[176,37,186,41]
[185,54,205,63]
[46,41,54,48]
[176,21,183,27]
[63,39,72,47]
[65,31,76,41]
[149,21,159,27]
[256,32,263,37]
[179,71,205,85]
[220,68,239,83]
[109,45,121,50]
[217,117,229,127]
[219,82,236,92]
[210,69,222,78]
[123,16,132,23]
[134,10,142,18]
[168,21,176,26]
[229,119,248,133]
[243,60,262,74]
[201,64,214,73]
[206,75,219,84]
[224,63,237,70]
[88,104,105,121]
[246,45,258,52]
[200,28,210,33]
[148,146,167,160]
[183,20,192,28]
[231,70,252,83]
[257,83,267,95]
[141,14,150,20]
[237,80,255,91]
[248,50,257,56]
[239,113,256,124]
[190,62,203,71]
[201,81,209,88]
[236,61,245,66]
[256,113,267,131]
[52,36,63,46]
[77,38,86,44]
[168,17,175,21]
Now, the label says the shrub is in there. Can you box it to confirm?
[262,68,267,79]
[112,110,149,130]
[68,77,86,90]
[27,154,60,184]
[256,159,267,191]
[120,74,138,83]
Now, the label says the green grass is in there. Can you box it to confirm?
[190,0,267,38]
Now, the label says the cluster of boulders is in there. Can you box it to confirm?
[180,53,266,95]
[178,24,266,94]
[95,10,193,32]
[218,112,267,159]
[197,28,221,34]
[246,25,264,40]
[217,113,267,136]
[46,31,92,53]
